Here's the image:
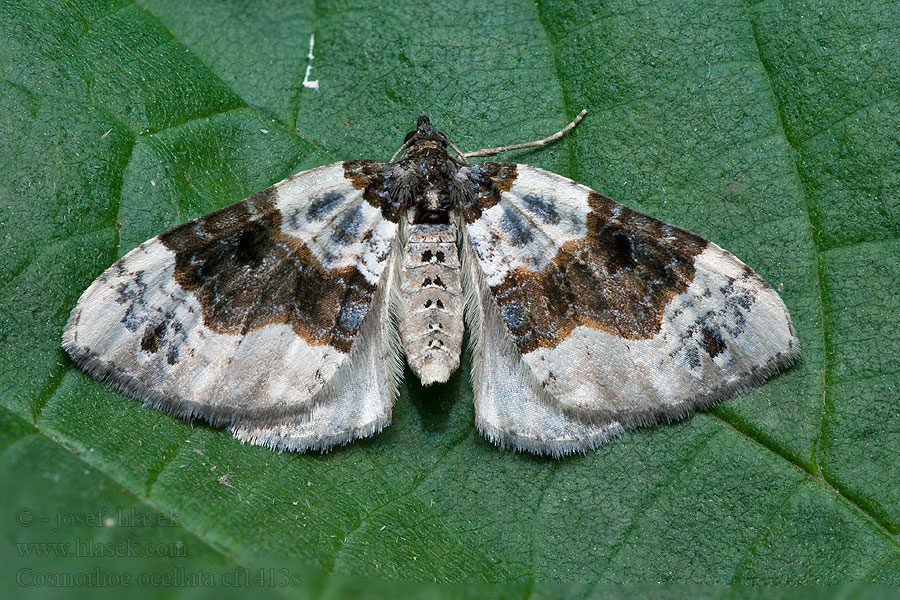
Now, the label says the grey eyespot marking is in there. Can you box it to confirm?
[499,302,527,330]
[337,300,368,333]
[306,191,345,221]
[500,205,534,246]
[287,206,306,229]
[331,205,364,245]
[115,272,150,332]
[683,344,702,369]
[522,193,560,224]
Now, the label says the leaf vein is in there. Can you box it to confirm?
[600,428,721,578]
[709,413,900,550]
[741,0,832,487]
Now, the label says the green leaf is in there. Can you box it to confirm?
[2,0,899,590]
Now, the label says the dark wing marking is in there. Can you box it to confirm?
[159,184,376,353]
[484,190,707,352]
[458,161,518,223]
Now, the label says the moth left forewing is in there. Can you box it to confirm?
[464,164,799,434]
[63,162,404,449]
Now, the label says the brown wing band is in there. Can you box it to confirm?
[159,187,376,353]
[343,160,404,222]
[490,192,708,353]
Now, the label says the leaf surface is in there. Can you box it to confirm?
[1,0,899,587]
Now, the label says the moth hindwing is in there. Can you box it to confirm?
[64,112,798,456]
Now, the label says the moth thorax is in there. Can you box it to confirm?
[398,222,464,386]
[424,189,441,210]
[412,187,453,224]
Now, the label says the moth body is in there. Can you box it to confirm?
[63,111,799,456]
[397,221,464,385]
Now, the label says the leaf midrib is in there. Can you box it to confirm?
[736,3,894,544]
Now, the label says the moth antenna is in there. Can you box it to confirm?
[446,139,467,163]
[389,140,411,163]
[462,109,587,159]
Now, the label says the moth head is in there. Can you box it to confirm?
[402,113,450,150]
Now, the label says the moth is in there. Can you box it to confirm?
[63,111,799,456]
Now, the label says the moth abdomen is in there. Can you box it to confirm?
[398,222,464,386]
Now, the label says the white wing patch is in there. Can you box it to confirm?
[64,241,346,420]
[522,243,797,425]
[276,163,395,285]
[466,166,590,287]
[461,228,624,456]
[232,241,402,451]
